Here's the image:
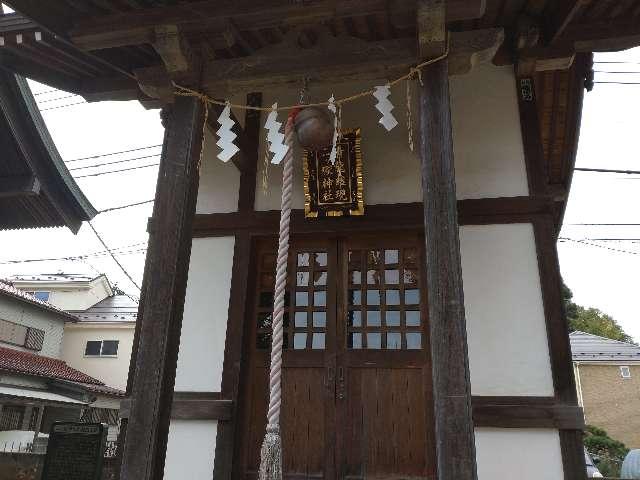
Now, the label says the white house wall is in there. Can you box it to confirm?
[62,324,135,390]
[460,223,554,396]
[0,296,65,358]
[193,64,529,211]
[174,236,234,392]
[475,428,564,480]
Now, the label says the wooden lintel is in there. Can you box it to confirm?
[516,46,576,76]
[472,397,585,430]
[134,65,175,104]
[152,25,192,73]
[70,0,486,51]
[0,175,40,198]
[448,28,504,75]
[171,394,233,421]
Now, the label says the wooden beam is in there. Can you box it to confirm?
[418,2,476,479]
[70,0,486,51]
[448,27,504,75]
[119,96,205,480]
[544,0,591,45]
[170,393,232,421]
[152,25,192,73]
[472,397,584,429]
[0,175,40,198]
[418,0,446,59]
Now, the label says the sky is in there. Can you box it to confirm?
[0,10,638,340]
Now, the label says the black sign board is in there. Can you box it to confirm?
[41,422,107,480]
[303,128,364,218]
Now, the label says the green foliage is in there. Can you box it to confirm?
[562,282,634,343]
[584,425,629,478]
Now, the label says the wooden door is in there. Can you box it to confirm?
[236,234,435,480]
[335,234,435,480]
[237,237,337,480]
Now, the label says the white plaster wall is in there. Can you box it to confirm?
[0,297,65,358]
[197,131,242,214]
[460,223,554,396]
[61,324,135,390]
[175,237,234,392]
[164,420,217,480]
[249,64,526,211]
[450,65,528,199]
[475,428,564,480]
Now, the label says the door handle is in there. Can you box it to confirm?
[325,366,335,389]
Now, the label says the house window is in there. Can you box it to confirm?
[85,340,119,357]
[25,291,50,302]
[620,366,631,379]
[0,405,25,431]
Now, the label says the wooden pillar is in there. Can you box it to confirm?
[418,24,478,480]
[120,95,205,480]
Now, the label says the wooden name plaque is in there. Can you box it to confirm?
[41,422,107,480]
[303,128,364,218]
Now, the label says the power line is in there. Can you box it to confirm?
[559,238,640,256]
[595,61,640,65]
[0,242,148,265]
[559,238,640,241]
[97,199,154,214]
[66,145,163,163]
[74,162,159,179]
[37,94,78,105]
[68,154,160,171]
[594,81,640,85]
[574,167,640,175]
[88,221,142,291]
[566,223,640,226]
[40,101,87,112]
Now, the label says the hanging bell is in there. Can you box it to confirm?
[294,106,334,149]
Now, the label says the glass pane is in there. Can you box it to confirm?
[348,250,361,267]
[293,333,307,350]
[403,268,418,284]
[348,290,362,306]
[347,310,362,327]
[295,291,309,307]
[387,332,401,350]
[314,291,326,307]
[405,289,420,305]
[312,333,325,349]
[85,341,101,356]
[386,290,400,305]
[314,271,327,286]
[406,332,421,350]
[260,273,275,289]
[384,269,399,284]
[385,311,400,326]
[404,248,418,264]
[367,269,380,285]
[257,313,272,329]
[366,290,381,305]
[297,253,310,267]
[366,332,382,349]
[101,340,119,356]
[351,270,361,285]
[406,311,420,326]
[256,332,272,349]
[259,292,274,308]
[384,249,399,264]
[368,250,382,266]
[348,332,362,349]
[296,272,309,287]
[294,312,307,328]
[313,311,326,328]
[315,252,328,267]
[367,310,381,327]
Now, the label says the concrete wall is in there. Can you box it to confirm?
[0,296,65,358]
[61,324,135,390]
[577,363,640,448]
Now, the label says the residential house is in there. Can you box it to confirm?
[3,2,640,480]
[571,331,640,449]
[9,273,137,391]
[0,281,121,446]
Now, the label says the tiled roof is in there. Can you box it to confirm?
[570,331,640,363]
[0,280,77,321]
[0,346,102,385]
